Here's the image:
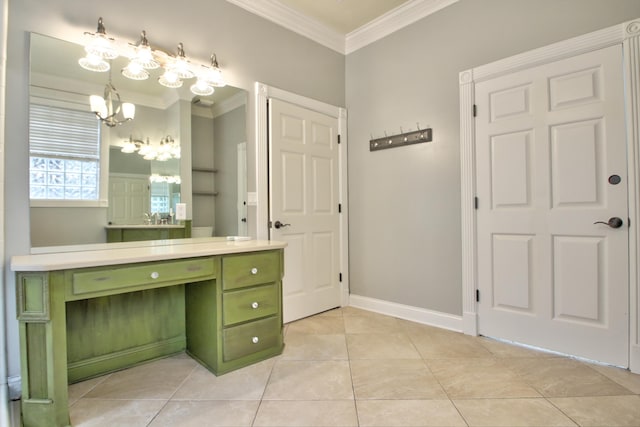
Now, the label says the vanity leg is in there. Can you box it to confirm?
[17,272,70,427]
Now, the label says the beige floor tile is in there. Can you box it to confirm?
[315,307,345,317]
[263,360,354,400]
[454,398,577,426]
[344,314,404,334]
[478,337,557,358]
[398,319,456,338]
[411,331,493,359]
[347,333,421,359]
[69,399,166,427]
[253,400,358,426]
[351,359,447,399]
[148,400,259,427]
[428,358,540,399]
[68,375,111,405]
[172,358,275,400]
[282,333,348,360]
[504,357,634,397]
[589,364,640,394]
[341,306,382,317]
[356,399,467,427]
[286,315,345,335]
[84,356,198,400]
[549,395,640,427]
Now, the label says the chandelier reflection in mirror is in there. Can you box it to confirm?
[121,135,181,161]
[79,17,226,125]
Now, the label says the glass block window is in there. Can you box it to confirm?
[150,181,170,213]
[29,104,101,200]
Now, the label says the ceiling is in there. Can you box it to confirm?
[276,0,410,34]
[226,0,459,54]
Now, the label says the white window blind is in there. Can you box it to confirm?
[29,103,103,201]
[29,103,100,159]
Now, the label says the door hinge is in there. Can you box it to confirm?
[473,104,477,117]
[338,134,341,144]
[476,289,480,302]
[339,273,343,282]
[338,203,342,213]
[629,217,632,228]
[474,197,479,209]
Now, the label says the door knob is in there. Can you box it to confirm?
[273,220,291,229]
[593,217,624,228]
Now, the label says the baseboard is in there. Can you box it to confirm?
[348,294,463,332]
[7,376,20,401]
[67,336,186,383]
[630,344,640,374]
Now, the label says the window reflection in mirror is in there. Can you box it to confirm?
[29,32,248,247]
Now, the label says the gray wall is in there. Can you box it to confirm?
[346,0,640,315]
[5,0,344,382]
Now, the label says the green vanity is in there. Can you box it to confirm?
[105,220,192,242]
[12,238,286,427]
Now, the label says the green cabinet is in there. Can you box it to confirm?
[186,250,284,375]
[105,220,192,242]
[15,247,284,427]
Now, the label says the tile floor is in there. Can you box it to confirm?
[67,307,640,426]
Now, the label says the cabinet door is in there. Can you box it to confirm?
[222,251,280,290]
[223,283,278,326]
[222,316,281,361]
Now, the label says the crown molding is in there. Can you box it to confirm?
[226,0,458,55]
[346,0,459,53]
[225,0,345,53]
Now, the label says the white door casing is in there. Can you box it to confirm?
[269,99,341,323]
[460,19,640,373]
[475,45,628,366]
[254,83,350,321]
[237,142,248,235]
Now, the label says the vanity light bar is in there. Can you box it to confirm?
[369,127,433,152]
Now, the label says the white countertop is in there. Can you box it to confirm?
[12,238,287,272]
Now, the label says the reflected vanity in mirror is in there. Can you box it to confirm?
[28,33,248,248]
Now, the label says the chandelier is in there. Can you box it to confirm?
[89,71,135,127]
[121,135,180,161]
[79,17,226,97]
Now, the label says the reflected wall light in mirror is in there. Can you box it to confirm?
[121,135,180,161]
[79,17,226,105]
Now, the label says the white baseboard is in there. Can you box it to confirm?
[348,294,463,332]
[630,344,640,374]
[7,376,20,401]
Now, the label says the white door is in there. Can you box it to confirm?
[269,99,341,323]
[108,175,150,224]
[475,45,629,366]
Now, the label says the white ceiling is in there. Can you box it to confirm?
[276,0,410,34]
[226,0,460,54]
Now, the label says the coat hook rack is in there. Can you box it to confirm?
[369,126,433,151]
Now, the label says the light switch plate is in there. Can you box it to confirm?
[247,192,257,206]
[175,203,186,220]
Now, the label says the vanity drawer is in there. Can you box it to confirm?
[68,257,216,298]
[223,283,278,326]
[223,316,281,361]
[222,251,280,290]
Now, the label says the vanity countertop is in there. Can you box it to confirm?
[12,238,287,272]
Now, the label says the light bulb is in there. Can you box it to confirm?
[122,61,149,80]
[79,53,110,72]
[190,78,214,96]
[158,70,183,88]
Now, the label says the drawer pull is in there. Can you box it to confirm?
[150,271,160,279]
[252,336,259,344]
[250,267,258,275]
[251,302,259,309]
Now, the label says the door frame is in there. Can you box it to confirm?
[459,18,640,373]
[254,82,350,307]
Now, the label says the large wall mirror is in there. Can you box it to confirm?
[29,33,248,247]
